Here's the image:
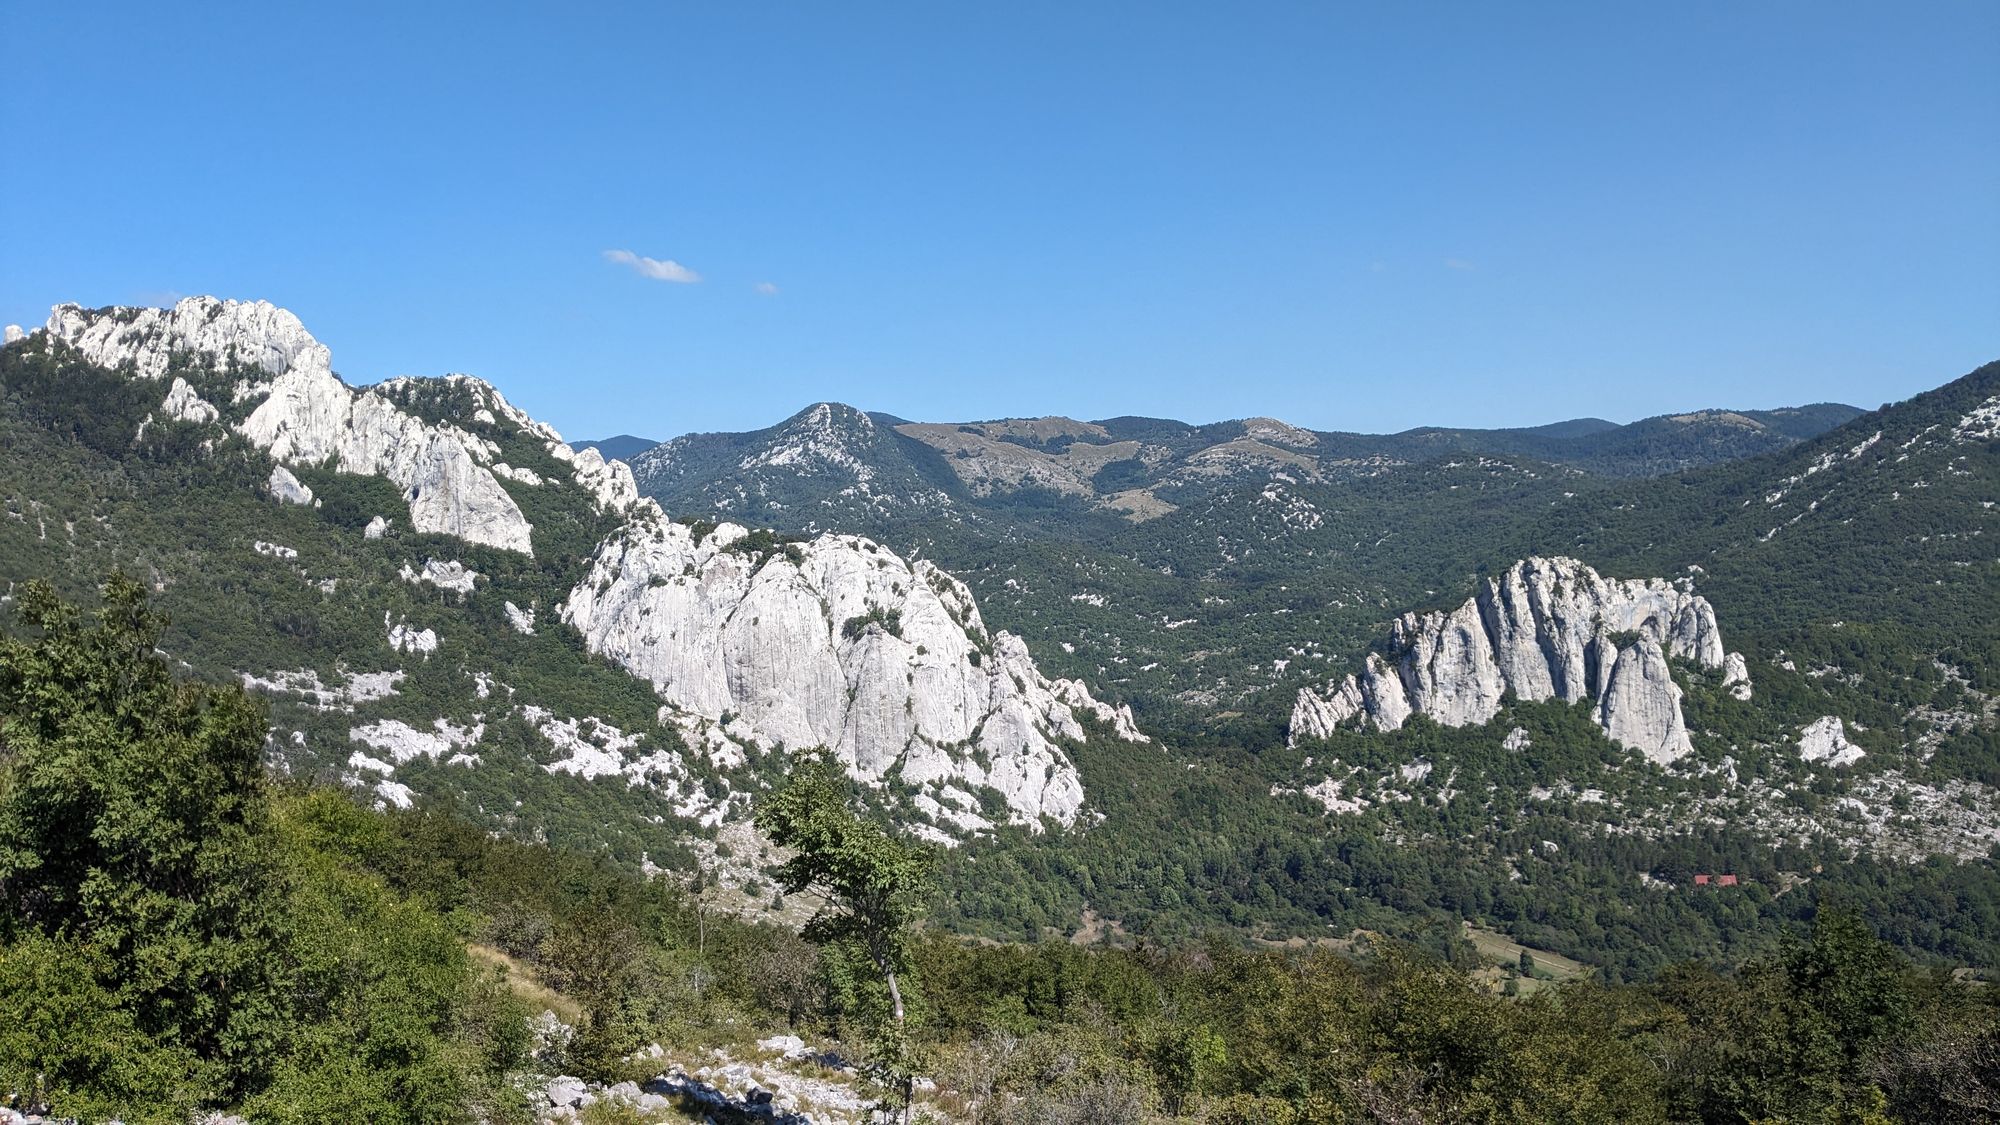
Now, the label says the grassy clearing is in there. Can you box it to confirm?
[467,941,584,1024]
[1464,923,1592,980]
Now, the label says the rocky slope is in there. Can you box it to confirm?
[1290,556,1748,764]
[40,297,643,553]
[8,298,1145,841]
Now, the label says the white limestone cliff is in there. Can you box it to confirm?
[36,297,643,554]
[561,517,1146,827]
[1289,557,1746,763]
[1597,638,1693,765]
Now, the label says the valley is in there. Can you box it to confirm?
[1,299,1995,1122]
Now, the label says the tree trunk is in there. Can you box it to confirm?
[884,967,912,1125]
[884,967,906,1025]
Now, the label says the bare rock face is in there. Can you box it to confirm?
[45,297,324,382]
[36,297,645,555]
[1797,716,1864,767]
[161,377,220,424]
[1723,652,1754,700]
[241,370,536,553]
[1597,638,1693,765]
[562,517,1146,827]
[267,465,316,506]
[1290,557,1741,763]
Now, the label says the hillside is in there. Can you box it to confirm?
[0,299,1142,877]
[1,297,1995,983]
[10,591,1990,1122]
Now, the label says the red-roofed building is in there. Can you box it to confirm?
[1694,874,1711,886]
[1716,874,1739,887]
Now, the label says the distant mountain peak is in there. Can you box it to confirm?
[1240,416,1319,447]
[573,434,660,462]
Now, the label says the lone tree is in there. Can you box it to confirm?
[755,754,933,1122]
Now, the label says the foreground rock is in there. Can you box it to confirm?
[539,1036,899,1125]
[1291,556,1748,764]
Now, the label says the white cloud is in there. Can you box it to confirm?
[753,281,779,296]
[603,249,701,283]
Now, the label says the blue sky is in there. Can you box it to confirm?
[4,2,1994,441]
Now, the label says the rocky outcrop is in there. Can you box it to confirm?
[1723,652,1753,700]
[1797,716,1864,767]
[562,517,1146,827]
[36,297,645,555]
[241,369,536,552]
[1290,557,1746,764]
[1597,639,1693,765]
[162,376,220,424]
[268,465,315,506]
[402,558,478,595]
[385,612,438,657]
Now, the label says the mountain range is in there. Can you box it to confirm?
[617,398,1864,537]
[2,297,1995,979]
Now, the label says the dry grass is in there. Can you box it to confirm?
[1462,923,1592,993]
[466,942,584,1024]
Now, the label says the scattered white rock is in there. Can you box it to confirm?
[253,540,298,559]
[401,558,479,594]
[527,706,729,824]
[241,667,404,711]
[386,612,439,657]
[2,324,22,344]
[1952,395,2000,443]
[349,717,483,764]
[364,515,391,539]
